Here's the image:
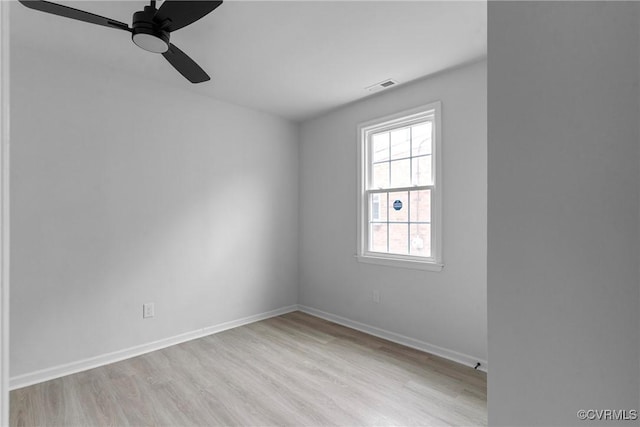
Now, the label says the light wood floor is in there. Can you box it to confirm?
[10,311,487,426]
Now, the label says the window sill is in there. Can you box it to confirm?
[356,254,444,272]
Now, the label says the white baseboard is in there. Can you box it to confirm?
[10,305,299,390]
[298,305,488,372]
[11,303,486,390]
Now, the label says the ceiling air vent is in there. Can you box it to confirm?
[365,79,398,92]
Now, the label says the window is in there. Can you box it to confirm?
[357,102,442,271]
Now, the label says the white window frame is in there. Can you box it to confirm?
[356,102,443,271]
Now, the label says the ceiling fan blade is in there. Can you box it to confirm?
[162,44,210,84]
[18,0,130,32]
[155,1,223,32]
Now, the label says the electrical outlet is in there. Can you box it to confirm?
[372,290,380,304]
[143,303,155,318]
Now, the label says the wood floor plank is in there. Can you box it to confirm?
[10,311,487,426]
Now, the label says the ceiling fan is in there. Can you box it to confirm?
[18,0,223,83]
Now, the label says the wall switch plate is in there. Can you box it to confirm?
[372,290,380,303]
[143,303,155,318]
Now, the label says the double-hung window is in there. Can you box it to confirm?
[357,102,442,271]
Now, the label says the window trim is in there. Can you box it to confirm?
[356,102,443,271]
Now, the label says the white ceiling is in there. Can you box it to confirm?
[10,0,487,122]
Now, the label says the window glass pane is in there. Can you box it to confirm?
[412,122,432,156]
[412,155,432,186]
[409,190,431,223]
[388,191,408,222]
[372,162,389,189]
[410,223,431,257]
[370,223,388,253]
[390,158,410,188]
[370,193,387,222]
[361,107,439,263]
[372,132,390,162]
[389,223,409,255]
[390,127,411,160]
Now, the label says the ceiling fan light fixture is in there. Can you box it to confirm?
[132,31,169,53]
[19,0,221,83]
[131,7,170,54]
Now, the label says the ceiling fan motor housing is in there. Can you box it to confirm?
[131,6,170,53]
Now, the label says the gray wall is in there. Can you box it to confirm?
[10,44,299,377]
[487,2,640,425]
[299,61,487,364]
